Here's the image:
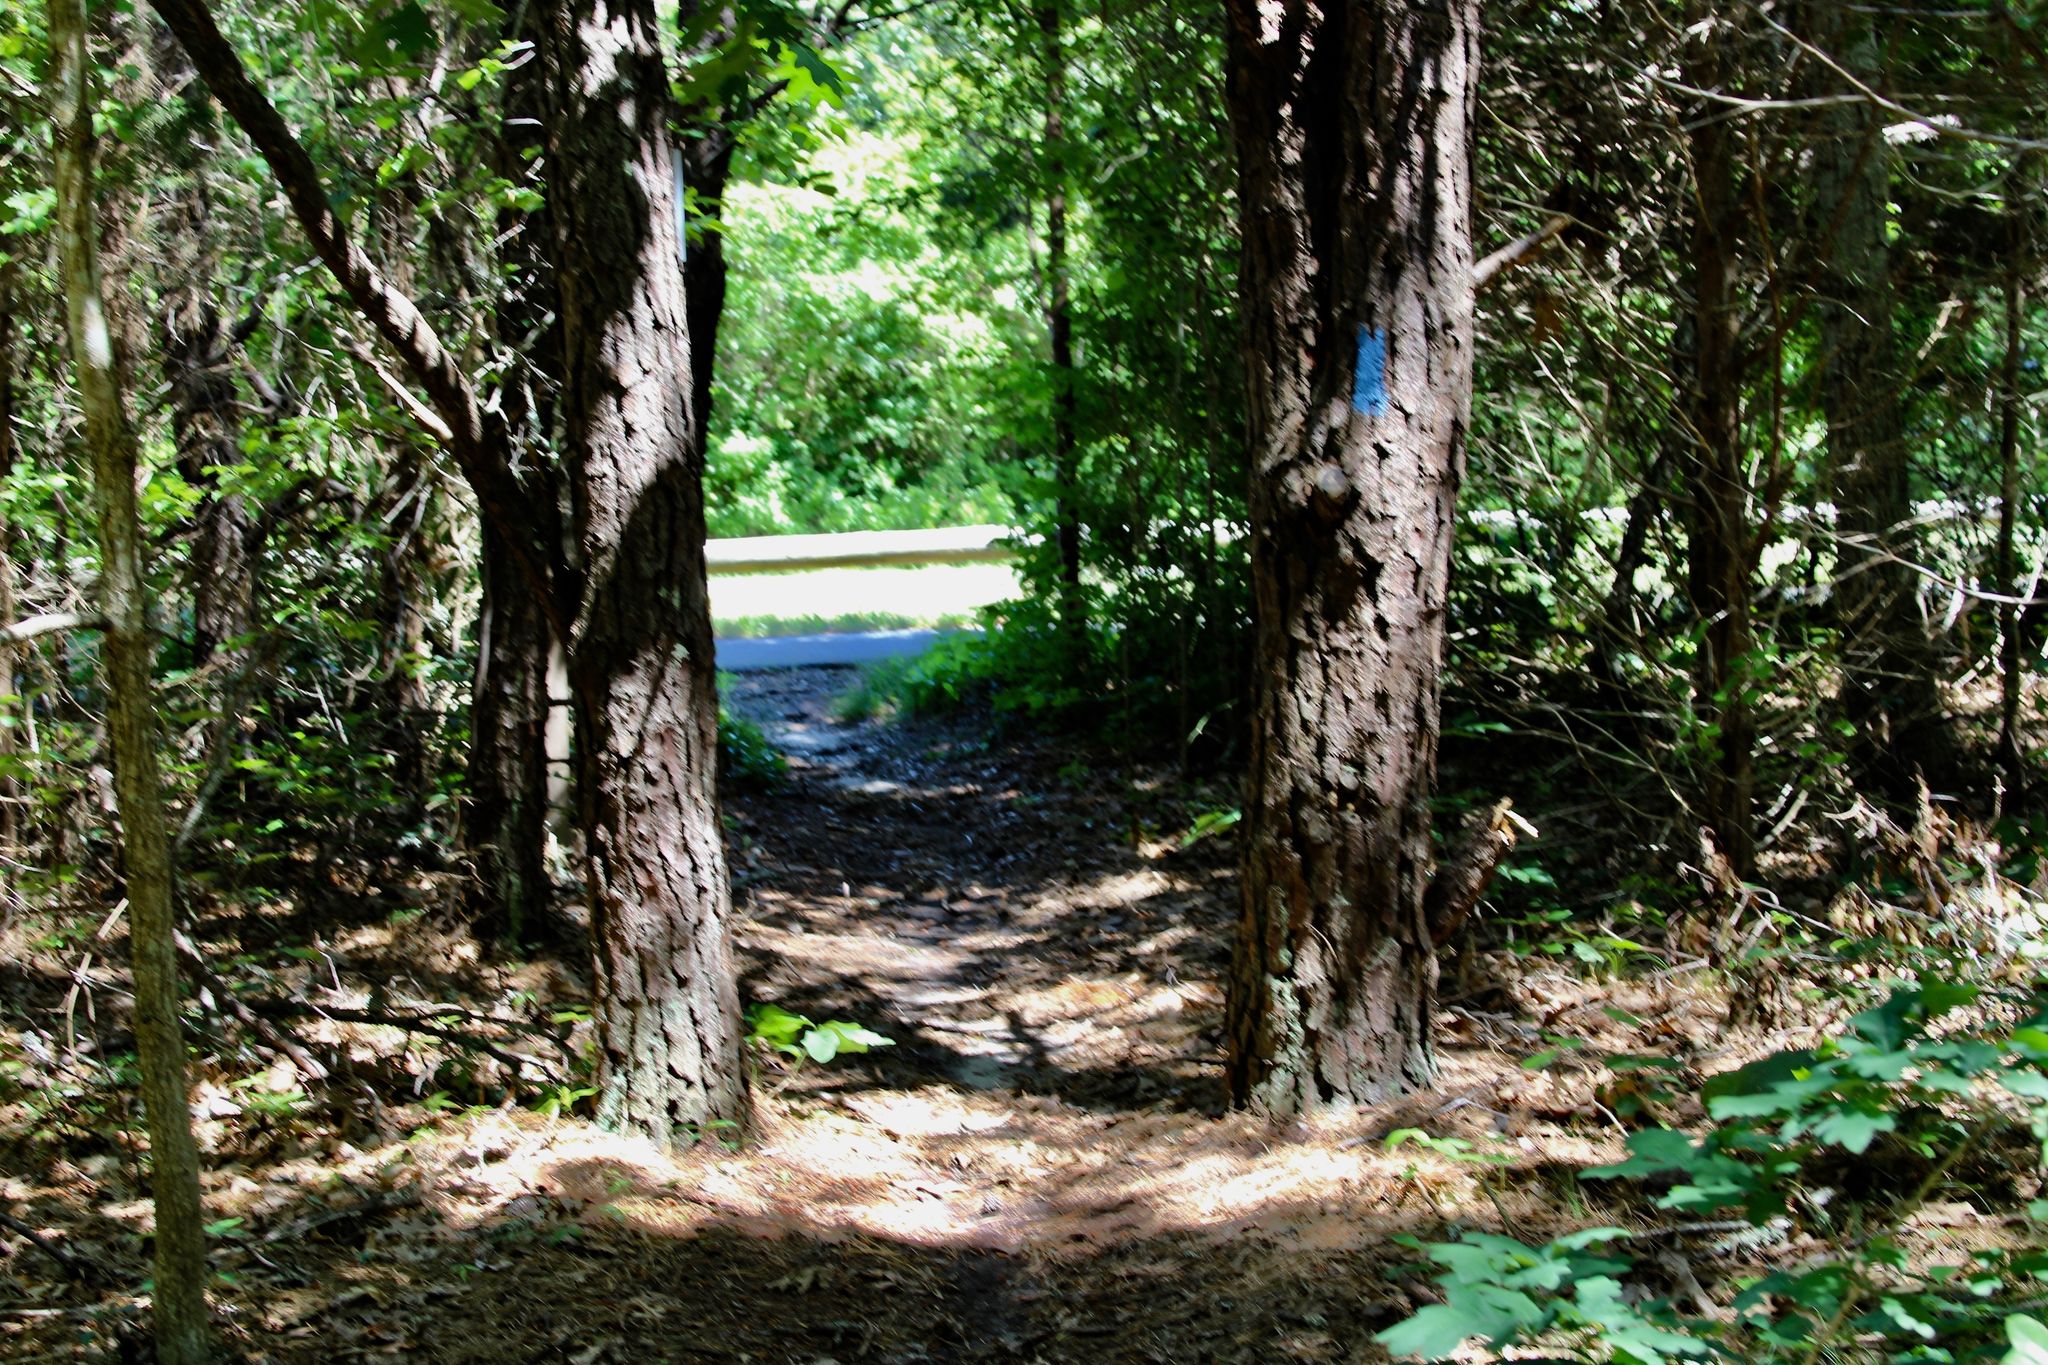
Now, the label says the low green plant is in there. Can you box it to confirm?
[718,706,788,790]
[832,655,918,723]
[833,635,1001,724]
[532,1083,601,1119]
[1378,982,2048,1364]
[745,1003,894,1066]
[1178,806,1242,849]
[232,1078,308,1119]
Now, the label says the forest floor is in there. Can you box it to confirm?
[0,668,1940,1362]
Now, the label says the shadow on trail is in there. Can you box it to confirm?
[724,667,1238,1118]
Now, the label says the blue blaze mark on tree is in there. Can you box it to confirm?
[1352,326,1388,416]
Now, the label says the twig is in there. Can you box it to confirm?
[171,929,330,1081]
[1474,215,1573,289]
[246,998,561,1078]
[0,1207,100,1283]
[1427,800,1535,947]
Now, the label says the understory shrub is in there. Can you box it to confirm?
[1379,983,2048,1364]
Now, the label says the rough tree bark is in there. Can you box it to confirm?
[153,0,745,1137]
[1679,18,1756,878]
[50,0,213,1357]
[1222,0,1481,1113]
[1808,2,1950,794]
[469,7,558,944]
[541,0,744,1133]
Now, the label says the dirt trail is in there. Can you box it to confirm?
[725,666,1234,1112]
[2,668,1637,1363]
[399,673,1621,1362]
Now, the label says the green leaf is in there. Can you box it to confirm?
[1553,1227,1635,1252]
[1810,1106,1895,1154]
[802,1027,840,1063]
[1376,1284,1547,1361]
[1571,1275,1713,1362]
[355,1,435,65]
[1,187,54,236]
[1374,1305,1486,1361]
[745,1003,813,1048]
[1584,1127,1703,1179]
[2005,1314,2048,1365]
[2002,1069,2048,1101]
[815,1020,894,1053]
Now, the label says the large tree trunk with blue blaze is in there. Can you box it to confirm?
[541,0,744,1136]
[1223,0,1480,1114]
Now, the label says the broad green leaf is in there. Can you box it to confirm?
[802,1028,841,1063]
[1376,1284,1546,1361]
[2005,1313,2048,1365]
[1809,1107,1895,1154]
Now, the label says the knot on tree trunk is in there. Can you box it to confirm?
[1425,798,1526,949]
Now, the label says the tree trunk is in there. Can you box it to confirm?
[50,1,213,1357]
[1588,440,1673,701]
[469,13,560,943]
[1679,20,1756,878]
[1222,0,1480,1114]
[541,0,744,1135]
[0,257,21,849]
[1997,161,2030,792]
[373,443,434,803]
[1809,3,1949,794]
[469,518,554,942]
[157,30,255,669]
[1039,0,1084,659]
[152,0,740,1139]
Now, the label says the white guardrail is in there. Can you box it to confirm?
[705,524,1018,574]
[703,501,2025,574]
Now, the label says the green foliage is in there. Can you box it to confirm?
[1177,806,1241,849]
[707,99,1016,539]
[719,707,788,790]
[832,634,1003,724]
[1378,984,2048,1364]
[744,1003,893,1066]
[532,1084,601,1120]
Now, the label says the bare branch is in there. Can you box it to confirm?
[0,611,101,646]
[1475,214,1573,290]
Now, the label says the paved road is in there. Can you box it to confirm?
[716,628,964,671]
